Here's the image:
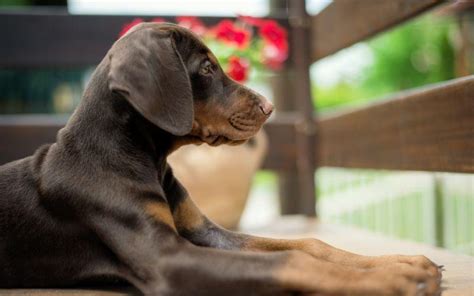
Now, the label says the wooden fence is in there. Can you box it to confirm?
[0,0,473,216]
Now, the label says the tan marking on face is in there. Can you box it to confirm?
[173,197,205,231]
[145,202,177,232]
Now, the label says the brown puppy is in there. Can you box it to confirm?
[0,23,441,295]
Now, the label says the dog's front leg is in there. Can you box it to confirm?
[166,172,442,295]
[84,194,406,296]
[81,196,181,295]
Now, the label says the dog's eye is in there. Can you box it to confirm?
[199,61,213,76]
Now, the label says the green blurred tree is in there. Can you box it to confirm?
[313,15,457,111]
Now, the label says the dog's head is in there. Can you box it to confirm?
[108,23,273,146]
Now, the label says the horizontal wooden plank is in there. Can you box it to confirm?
[317,76,474,173]
[311,0,443,62]
[0,9,287,68]
[0,10,184,68]
[0,114,298,171]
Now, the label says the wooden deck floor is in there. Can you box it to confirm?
[1,217,473,295]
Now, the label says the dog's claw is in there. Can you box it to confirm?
[417,282,426,290]
[416,282,427,295]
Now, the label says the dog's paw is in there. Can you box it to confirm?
[377,255,442,281]
[364,255,443,296]
[377,262,441,295]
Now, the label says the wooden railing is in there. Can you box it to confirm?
[318,76,474,173]
[0,0,473,216]
[311,0,443,61]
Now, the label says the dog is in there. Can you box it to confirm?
[0,23,442,295]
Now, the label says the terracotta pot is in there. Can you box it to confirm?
[168,131,268,229]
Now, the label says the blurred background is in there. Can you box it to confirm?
[0,0,473,256]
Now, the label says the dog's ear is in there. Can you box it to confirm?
[108,26,193,136]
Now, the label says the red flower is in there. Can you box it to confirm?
[238,15,265,27]
[227,56,250,82]
[176,16,207,36]
[259,20,287,49]
[262,42,288,70]
[259,20,288,69]
[212,20,251,49]
[119,18,144,38]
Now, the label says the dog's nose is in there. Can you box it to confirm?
[259,100,274,116]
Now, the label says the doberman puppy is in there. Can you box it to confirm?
[0,23,442,295]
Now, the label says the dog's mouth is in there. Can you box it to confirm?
[191,112,264,147]
[227,113,263,139]
[229,113,260,133]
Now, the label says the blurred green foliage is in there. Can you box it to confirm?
[0,69,84,113]
[313,15,457,111]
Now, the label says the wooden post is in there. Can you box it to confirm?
[288,0,317,216]
[456,11,474,77]
[270,72,303,214]
[270,0,316,216]
[270,0,302,215]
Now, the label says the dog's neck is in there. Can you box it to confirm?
[58,62,184,175]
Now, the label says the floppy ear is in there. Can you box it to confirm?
[108,26,193,136]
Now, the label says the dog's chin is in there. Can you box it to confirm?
[201,135,246,147]
[201,130,259,147]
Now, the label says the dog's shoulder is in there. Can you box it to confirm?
[0,144,53,225]
[0,144,51,188]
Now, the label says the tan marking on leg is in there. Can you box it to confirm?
[173,197,205,232]
[243,237,370,265]
[272,251,320,292]
[272,251,369,295]
[145,202,177,232]
[274,252,419,295]
[243,238,302,252]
